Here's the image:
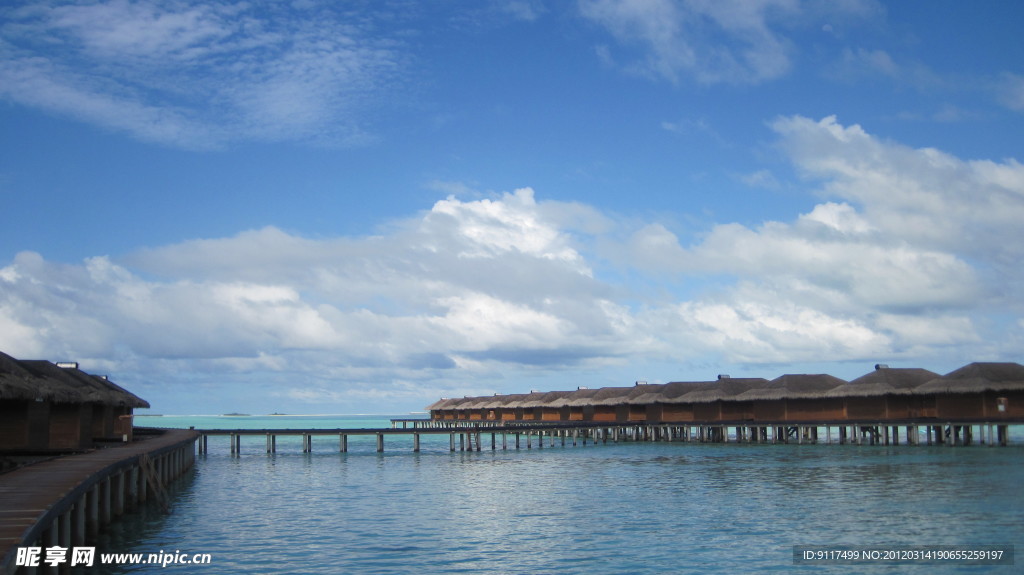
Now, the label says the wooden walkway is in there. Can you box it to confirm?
[0,429,197,575]
[195,419,1017,454]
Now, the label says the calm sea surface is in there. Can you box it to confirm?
[78,415,1022,574]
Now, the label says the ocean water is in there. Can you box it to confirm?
[78,415,1022,574]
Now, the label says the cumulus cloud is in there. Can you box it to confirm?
[614,115,1022,362]
[0,0,404,148]
[0,189,639,408]
[2,118,1022,409]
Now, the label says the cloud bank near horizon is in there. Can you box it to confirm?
[1,116,1022,408]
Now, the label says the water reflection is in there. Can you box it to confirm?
[82,442,1023,574]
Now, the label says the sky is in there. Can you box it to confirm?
[1,1,1023,415]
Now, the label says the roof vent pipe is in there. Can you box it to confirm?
[875,364,889,370]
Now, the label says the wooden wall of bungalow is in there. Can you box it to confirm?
[0,353,149,452]
[427,363,1024,424]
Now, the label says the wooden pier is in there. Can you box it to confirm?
[0,429,197,575]
[193,419,1016,455]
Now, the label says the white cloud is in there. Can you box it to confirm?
[1,117,1022,408]
[579,0,799,84]
[578,0,887,85]
[0,1,403,148]
[610,115,1022,364]
[997,72,1024,112]
[771,115,1024,268]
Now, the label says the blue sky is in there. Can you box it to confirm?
[1,1,1023,415]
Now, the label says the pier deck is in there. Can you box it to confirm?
[193,418,1019,454]
[0,429,197,575]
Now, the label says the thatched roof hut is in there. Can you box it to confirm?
[0,353,148,408]
[673,378,770,404]
[423,397,454,411]
[735,374,846,401]
[826,365,940,398]
[625,384,669,405]
[587,386,636,406]
[562,387,602,407]
[914,362,1024,394]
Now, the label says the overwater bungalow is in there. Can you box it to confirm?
[0,351,148,452]
[428,362,1024,426]
[912,362,1024,420]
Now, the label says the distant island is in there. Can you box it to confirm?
[221,413,251,417]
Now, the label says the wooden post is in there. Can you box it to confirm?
[59,509,71,550]
[376,433,384,453]
[72,497,86,547]
[113,471,125,516]
[413,433,420,452]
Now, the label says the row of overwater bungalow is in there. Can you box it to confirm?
[426,362,1024,424]
[0,351,149,453]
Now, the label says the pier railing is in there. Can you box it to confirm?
[0,429,198,575]
[191,419,1018,455]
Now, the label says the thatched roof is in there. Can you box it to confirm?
[624,384,668,405]
[514,390,574,409]
[423,397,453,411]
[674,378,770,404]
[563,387,602,407]
[589,385,662,406]
[736,374,846,401]
[423,362,1024,413]
[0,352,149,408]
[914,362,1024,394]
[826,366,940,398]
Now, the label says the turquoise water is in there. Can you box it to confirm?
[81,416,1022,574]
